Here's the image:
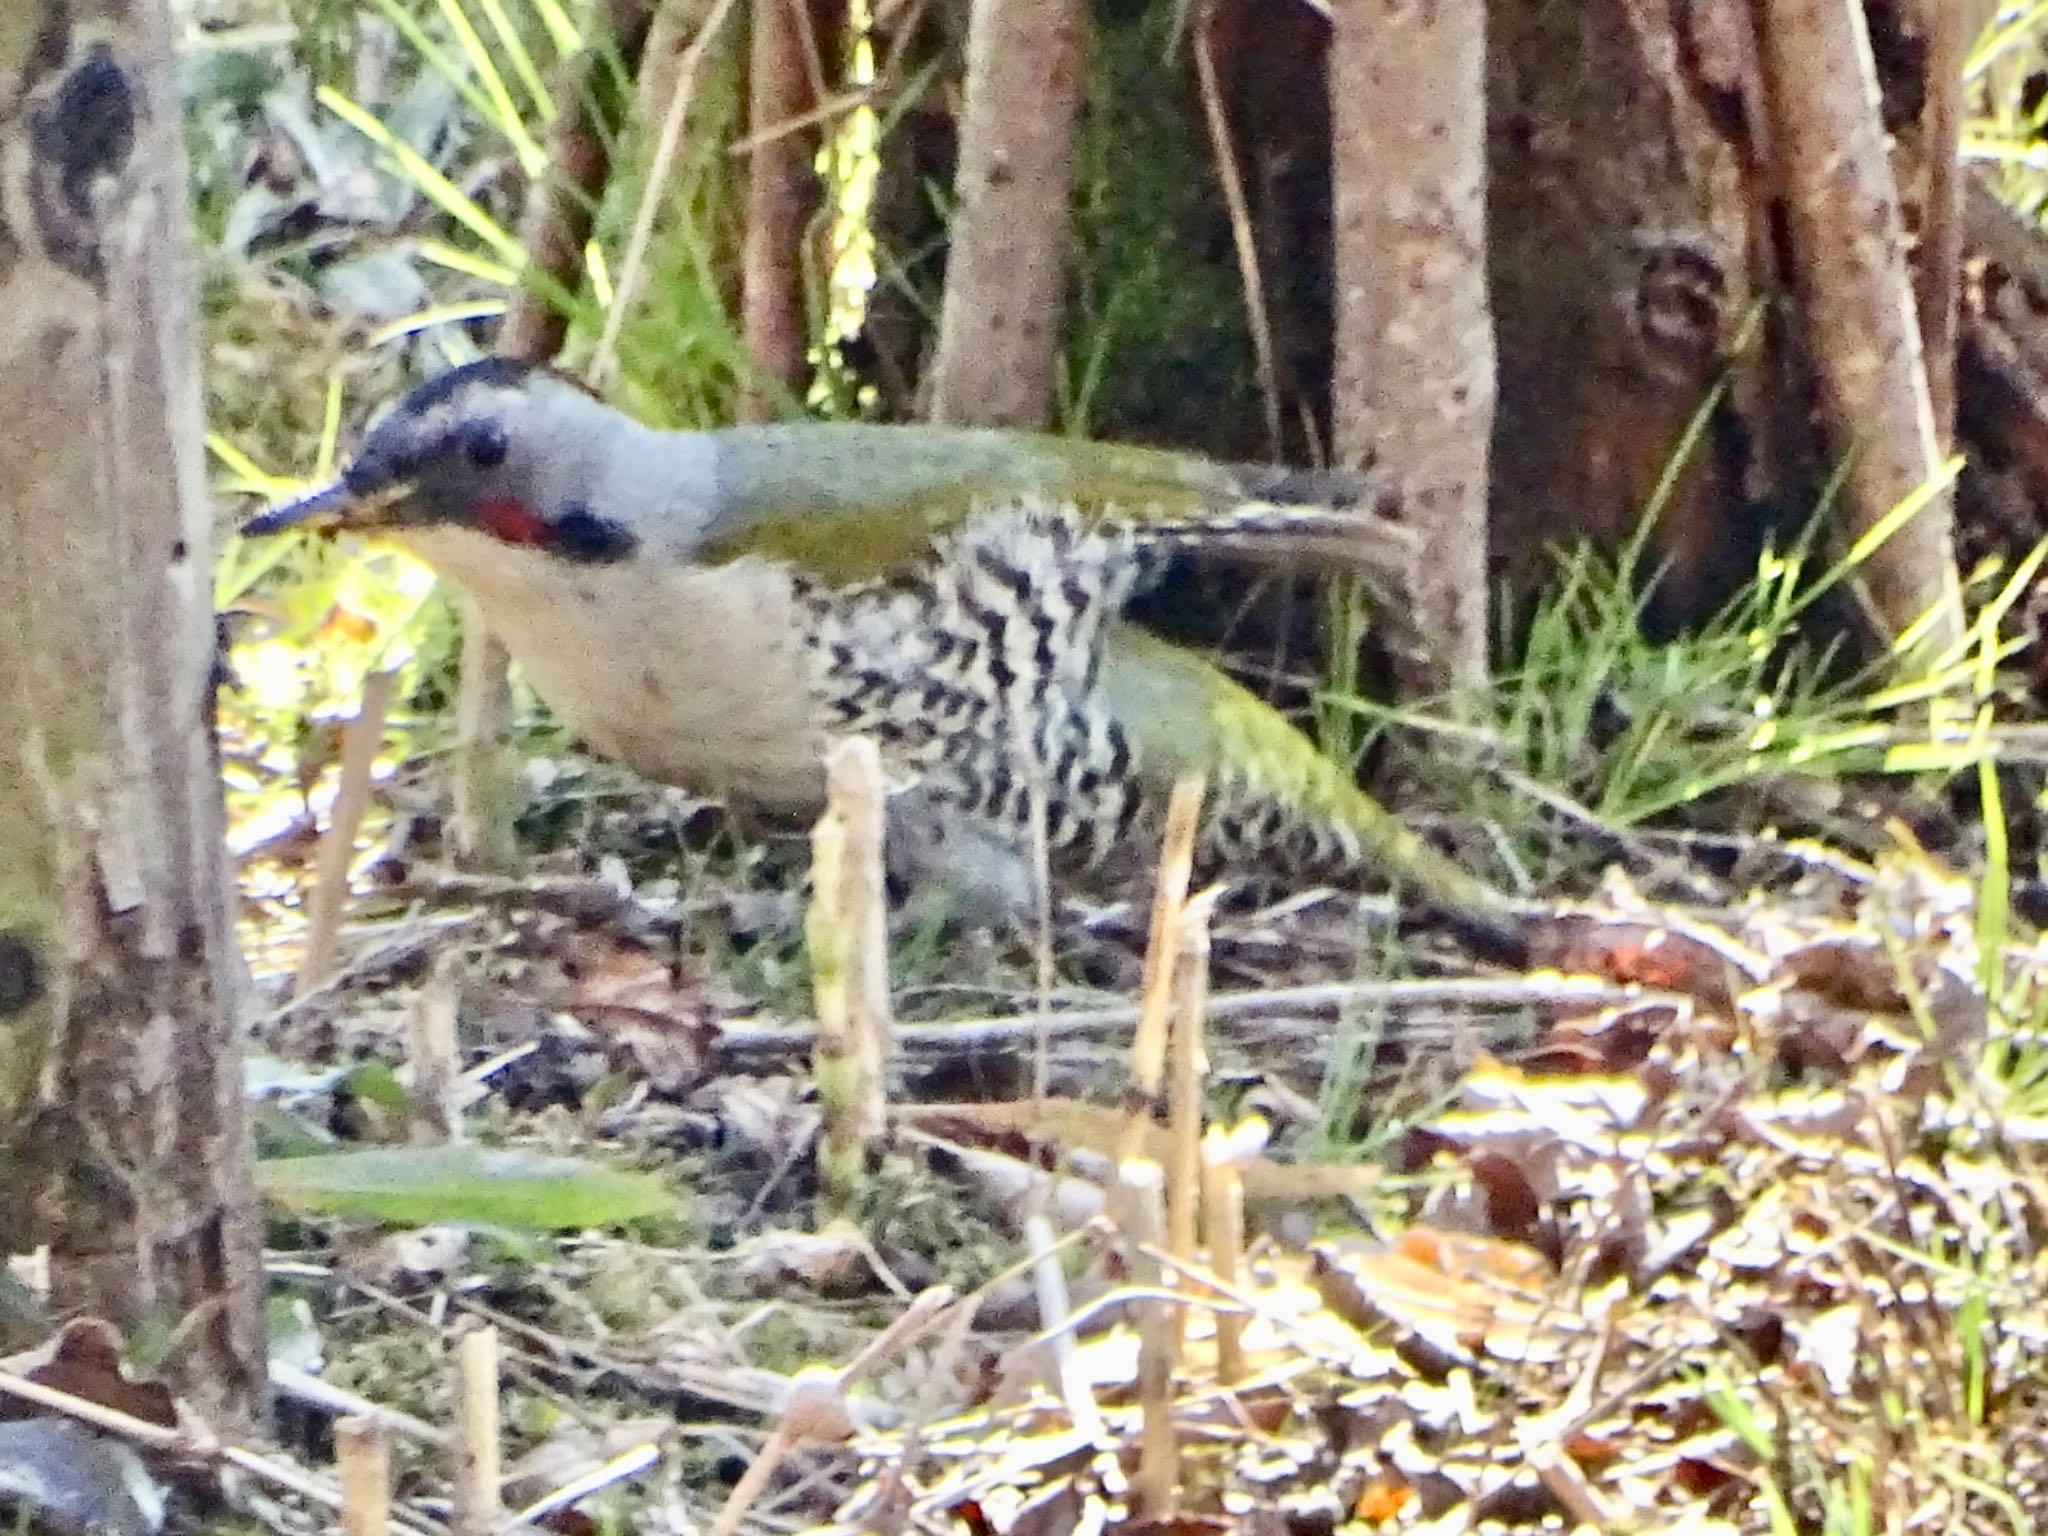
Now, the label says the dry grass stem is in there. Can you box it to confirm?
[1129,775,1206,1113]
[449,615,516,874]
[296,668,398,997]
[337,1415,392,1536]
[497,1441,663,1535]
[270,1360,454,1448]
[1167,888,1219,1267]
[589,0,746,390]
[1193,2,1282,456]
[1119,1157,1180,1518]
[453,1327,503,1536]
[721,972,1667,1056]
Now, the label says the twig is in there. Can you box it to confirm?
[705,1290,954,1536]
[1129,777,1206,1117]
[1025,1213,1105,1441]
[719,974,1676,1055]
[270,1359,454,1448]
[1200,1121,1254,1384]
[296,669,398,997]
[1120,1158,1178,1519]
[410,951,466,1143]
[1167,889,1219,1268]
[1192,0,1282,456]
[497,1441,662,1534]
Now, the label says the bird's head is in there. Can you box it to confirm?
[241,357,644,563]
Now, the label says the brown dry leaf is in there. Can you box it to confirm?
[0,1320,176,1431]
[1530,911,1766,1015]
[730,1226,885,1298]
[556,941,724,1094]
[1311,1228,1576,1365]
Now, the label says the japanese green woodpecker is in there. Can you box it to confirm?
[242,358,1520,952]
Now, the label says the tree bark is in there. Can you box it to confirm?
[1755,0,1963,656]
[926,0,1089,427]
[1910,0,1966,447]
[0,0,263,1428]
[1327,0,1494,694]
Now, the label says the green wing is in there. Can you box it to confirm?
[696,425,1404,585]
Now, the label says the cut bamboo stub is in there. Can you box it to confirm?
[452,1327,502,1536]
[1201,1122,1251,1385]
[337,1415,391,1536]
[810,737,894,1210]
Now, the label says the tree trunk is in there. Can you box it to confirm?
[1328,0,1494,694]
[0,0,263,1429]
[926,0,1090,426]
[1756,0,1963,656]
[737,0,828,420]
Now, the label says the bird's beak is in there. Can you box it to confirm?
[239,477,414,538]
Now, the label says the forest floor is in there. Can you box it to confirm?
[17,6,2019,1532]
[204,723,2048,1536]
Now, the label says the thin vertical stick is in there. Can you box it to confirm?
[296,668,398,997]
[589,0,747,390]
[452,1328,502,1536]
[1916,0,1965,447]
[409,951,465,1144]
[1193,1,1282,457]
[1166,890,1218,1268]
[449,619,516,874]
[1127,777,1205,1124]
[337,1415,391,1536]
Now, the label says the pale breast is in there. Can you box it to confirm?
[403,530,830,813]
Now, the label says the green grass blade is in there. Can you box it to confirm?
[367,0,539,169]
[413,237,522,286]
[319,85,527,267]
[432,0,547,169]
[523,0,583,58]
[368,300,511,346]
[472,0,558,125]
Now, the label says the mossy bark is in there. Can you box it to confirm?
[0,0,263,1428]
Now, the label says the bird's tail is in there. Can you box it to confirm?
[1099,626,1527,961]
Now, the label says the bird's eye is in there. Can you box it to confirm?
[465,421,508,469]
